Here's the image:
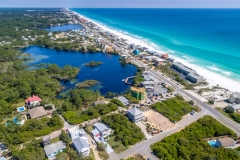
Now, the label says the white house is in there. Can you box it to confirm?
[93,123,112,138]
[25,95,42,106]
[68,126,86,140]
[72,137,90,156]
[127,107,145,123]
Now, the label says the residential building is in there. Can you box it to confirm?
[44,141,66,159]
[118,96,129,106]
[141,81,154,86]
[93,100,109,106]
[133,49,140,55]
[28,106,47,119]
[215,137,235,148]
[93,123,111,138]
[127,107,145,123]
[229,92,240,104]
[68,126,86,140]
[172,61,196,75]
[25,95,42,106]
[161,53,168,59]
[153,59,165,66]
[91,128,101,138]
[72,137,90,156]
[186,72,204,83]
[130,87,145,100]
[229,104,240,112]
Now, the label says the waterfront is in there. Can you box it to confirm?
[71,8,240,92]
[23,46,137,94]
[44,24,83,32]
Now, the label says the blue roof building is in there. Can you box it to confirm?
[133,49,140,55]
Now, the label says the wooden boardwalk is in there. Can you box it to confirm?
[124,76,136,85]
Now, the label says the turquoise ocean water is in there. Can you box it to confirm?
[71,9,240,82]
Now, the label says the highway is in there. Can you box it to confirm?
[76,20,240,159]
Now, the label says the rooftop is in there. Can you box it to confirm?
[118,96,129,105]
[73,137,89,152]
[44,141,66,157]
[28,106,47,119]
[94,123,109,132]
[25,95,42,103]
[218,137,235,147]
[131,87,145,93]
[128,107,143,116]
[91,128,100,136]
[187,72,204,79]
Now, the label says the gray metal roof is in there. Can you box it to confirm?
[141,81,153,85]
[44,141,66,156]
[118,96,129,105]
[233,92,240,99]
[142,75,152,81]
[187,72,204,80]
[94,123,108,132]
[127,107,143,117]
[232,104,240,110]
[91,128,100,136]
[73,137,89,153]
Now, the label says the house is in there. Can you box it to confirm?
[161,54,168,59]
[229,92,240,104]
[215,137,235,148]
[68,126,86,140]
[142,74,153,81]
[130,87,145,100]
[28,106,47,119]
[25,95,42,106]
[127,107,145,123]
[93,100,109,106]
[118,96,129,106]
[93,123,111,138]
[72,137,90,156]
[186,72,204,83]
[229,104,240,112]
[44,141,66,159]
[153,58,165,66]
[133,49,140,55]
[91,128,101,138]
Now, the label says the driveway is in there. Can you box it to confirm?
[86,135,101,160]
[136,122,153,140]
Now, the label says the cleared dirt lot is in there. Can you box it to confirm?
[143,109,174,130]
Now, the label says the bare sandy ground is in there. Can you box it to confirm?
[143,109,174,130]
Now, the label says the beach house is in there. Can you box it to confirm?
[93,123,112,138]
[215,137,235,148]
[25,95,42,107]
[229,92,240,104]
[127,107,145,123]
[28,106,47,119]
[72,137,90,156]
[68,126,86,140]
[186,72,204,83]
[44,141,66,159]
[118,96,129,106]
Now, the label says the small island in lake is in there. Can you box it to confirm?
[75,80,100,88]
[84,60,103,67]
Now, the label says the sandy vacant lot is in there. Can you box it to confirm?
[143,110,174,130]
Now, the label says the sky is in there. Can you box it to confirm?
[0,0,240,8]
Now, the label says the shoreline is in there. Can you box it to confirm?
[69,8,240,92]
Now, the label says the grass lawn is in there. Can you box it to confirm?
[107,136,128,154]
[90,148,95,160]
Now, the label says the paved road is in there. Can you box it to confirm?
[77,20,240,159]
[109,109,208,160]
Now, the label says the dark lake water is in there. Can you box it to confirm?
[23,46,137,95]
[44,24,83,32]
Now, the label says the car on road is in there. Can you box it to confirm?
[190,111,195,115]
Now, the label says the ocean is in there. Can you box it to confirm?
[70,8,240,91]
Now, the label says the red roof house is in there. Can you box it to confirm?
[25,95,42,106]
[162,54,169,59]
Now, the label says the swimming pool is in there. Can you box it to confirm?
[17,106,26,112]
[208,140,216,147]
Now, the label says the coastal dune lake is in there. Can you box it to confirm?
[23,46,137,94]
[44,24,83,32]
